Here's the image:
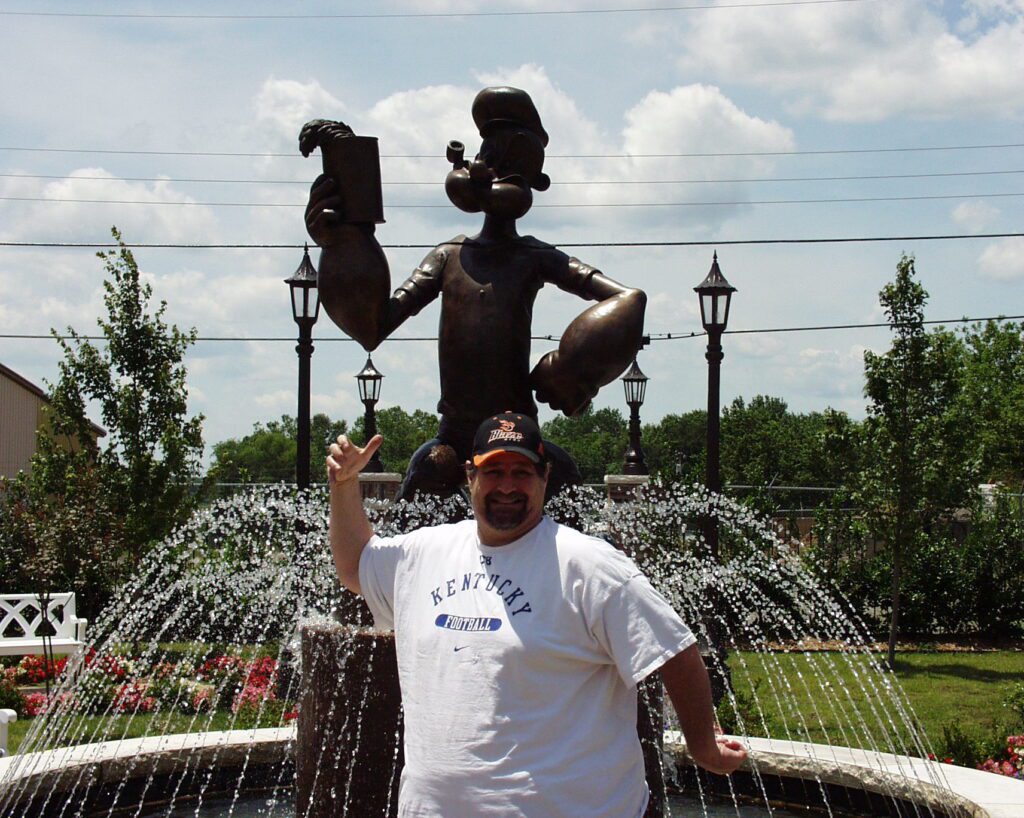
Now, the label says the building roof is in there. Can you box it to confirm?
[0,361,107,438]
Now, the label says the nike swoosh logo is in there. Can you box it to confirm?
[453,646,469,652]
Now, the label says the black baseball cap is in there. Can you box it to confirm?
[472,412,545,466]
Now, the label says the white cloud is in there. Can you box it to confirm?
[952,201,1001,233]
[778,344,868,402]
[0,167,220,246]
[647,291,701,328]
[678,0,1024,121]
[254,78,347,147]
[978,237,1024,280]
[732,334,785,359]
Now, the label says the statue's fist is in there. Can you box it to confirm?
[305,174,347,248]
[531,351,597,417]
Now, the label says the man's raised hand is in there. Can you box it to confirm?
[326,434,384,487]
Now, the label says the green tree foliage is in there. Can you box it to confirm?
[959,319,1024,485]
[351,405,439,474]
[211,413,348,484]
[858,255,977,665]
[719,396,851,511]
[541,407,628,483]
[0,228,204,616]
[641,410,706,481]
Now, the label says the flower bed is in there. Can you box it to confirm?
[978,735,1024,780]
[6,651,296,728]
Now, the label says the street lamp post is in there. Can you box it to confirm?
[694,252,736,705]
[621,358,649,476]
[285,244,320,490]
[355,355,385,473]
[694,251,736,558]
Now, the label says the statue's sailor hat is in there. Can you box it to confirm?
[471,87,549,148]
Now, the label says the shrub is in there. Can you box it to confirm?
[978,735,1024,780]
[936,722,985,768]
[0,669,26,716]
[233,697,292,730]
[112,683,156,714]
[14,655,68,685]
[963,493,1024,637]
[716,679,777,737]
[184,686,214,715]
[23,692,51,717]
[1003,683,1024,725]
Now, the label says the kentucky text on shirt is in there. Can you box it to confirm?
[429,571,533,616]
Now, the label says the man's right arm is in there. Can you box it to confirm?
[326,434,384,594]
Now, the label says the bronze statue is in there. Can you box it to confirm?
[301,87,646,499]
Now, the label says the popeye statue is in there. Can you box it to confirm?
[301,87,646,500]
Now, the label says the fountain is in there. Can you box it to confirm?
[4,483,1019,817]
[4,84,1022,817]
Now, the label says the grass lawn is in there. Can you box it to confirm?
[725,649,1024,757]
[5,709,240,756]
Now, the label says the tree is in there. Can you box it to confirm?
[211,413,348,484]
[858,255,977,667]
[641,410,706,481]
[959,319,1024,485]
[719,396,834,510]
[541,407,628,483]
[351,406,439,474]
[0,228,205,615]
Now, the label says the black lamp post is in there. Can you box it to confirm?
[694,252,736,558]
[355,355,385,473]
[285,244,320,490]
[695,253,736,705]
[621,358,649,475]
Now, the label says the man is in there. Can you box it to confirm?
[306,87,646,500]
[327,412,747,818]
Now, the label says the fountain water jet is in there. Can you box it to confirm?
[0,483,1009,817]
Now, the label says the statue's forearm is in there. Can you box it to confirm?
[560,288,646,384]
[532,288,646,415]
[316,226,392,350]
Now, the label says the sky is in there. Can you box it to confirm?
[1,0,1022,465]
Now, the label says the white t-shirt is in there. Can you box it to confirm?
[359,515,696,818]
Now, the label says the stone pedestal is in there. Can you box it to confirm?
[604,473,650,503]
[639,673,667,818]
[358,472,402,502]
[606,473,665,817]
[296,623,403,818]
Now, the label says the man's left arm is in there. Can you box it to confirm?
[660,644,748,776]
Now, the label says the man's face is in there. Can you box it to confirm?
[467,452,548,545]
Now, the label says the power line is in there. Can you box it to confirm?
[2,232,1023,250]
[2,142,1023,159]
[3,314,1020,345]
[0,1,877,21]
[3,191,1022,208]
[5,168,1024,186]
[649,314,1024,341]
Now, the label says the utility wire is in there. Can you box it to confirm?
[3,191,1022,208]
[5,169,1024,186]
[3,314,1020,345]
[2,233,1023,250]
[0,1,879,21]
[2,142,1022,159]
[647,314,1024,341]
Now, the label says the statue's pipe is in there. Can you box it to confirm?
[446,141,468,170]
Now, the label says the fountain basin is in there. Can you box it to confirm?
[4,728,1023,817]
[0,727,294,816]
[668,734,1024,818]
